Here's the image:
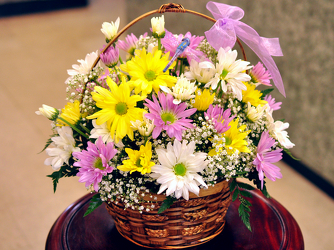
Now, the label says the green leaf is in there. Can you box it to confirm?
[158,196,176,214]
[84,194,103,217]
[47,164,79,193]
[284,148,300,161]
[232,188,239,202]
[260,88,274,98]
[261,184,271,199]
[237,182,255,191]
[238,197,252,232]
[38,138,53,153]
[241,198,252,207]
[47,171,63,193]
[230,179,237,192]
[240,190,253,198]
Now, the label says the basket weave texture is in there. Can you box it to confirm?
[105,180,232,249]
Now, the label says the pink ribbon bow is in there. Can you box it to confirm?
[205,1,285,97]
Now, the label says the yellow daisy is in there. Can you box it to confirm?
[118,142,155,174]
[87,76,145,142]
[192,89,215,111]
[242,82,267,107]
[209,118,250,156]
[57,100,81,126]
[120,48,177,95]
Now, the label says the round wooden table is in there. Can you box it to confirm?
[46,189,304,249]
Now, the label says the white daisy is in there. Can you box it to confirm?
[67,51,99,76]
[44,126,80,170]
[184,59,216,84]
[266,113,295,149]
[201,48,252,100]
[90,120,124,147]
[160,74,197,104]
[90,120,113,143]
[101,17,120,41]
[150,140,208,200]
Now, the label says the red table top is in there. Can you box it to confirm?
[46,189,304,250]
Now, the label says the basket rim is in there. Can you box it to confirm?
[90,3,247,71]
[130,179,231,202]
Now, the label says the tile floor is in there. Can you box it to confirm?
[0,0,333,249]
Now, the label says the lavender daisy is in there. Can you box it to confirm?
[253,131,283,189]
[264,94,282,113]
[250,62,272,86]
[161,30,206,64]
[205,104,235,133]
[73,136,118,191]
[100,46,119,68]
[144,92,196,141]
[117,33,146,58]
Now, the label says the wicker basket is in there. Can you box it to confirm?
[97,3,247,249]
[106,180,231,249]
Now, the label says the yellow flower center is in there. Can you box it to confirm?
[174,163,186,176]
[161,112,176,124]
[144,70,157,81]
[115,102,128,115]
[94,158,104,170]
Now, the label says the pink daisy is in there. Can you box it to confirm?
[73,136,118,191]
[161,30,206,64]
[264,94,282,112]
[144,92,196,140]
[250,62,272,86]
[253,131,283,189]
[204,104,235,133]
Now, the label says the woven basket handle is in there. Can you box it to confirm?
[90,3,247,70]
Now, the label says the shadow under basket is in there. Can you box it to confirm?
[105,180,232,249]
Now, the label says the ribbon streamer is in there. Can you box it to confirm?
[205,1,285,97]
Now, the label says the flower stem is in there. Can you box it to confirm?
[118,56,124,65]
[58,117,89,139]
[179,59,184,76]
[79,123,91,134]
[113,66,122,83]
[158,38,161,51]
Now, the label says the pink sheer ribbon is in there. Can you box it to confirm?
[205,1,285,97]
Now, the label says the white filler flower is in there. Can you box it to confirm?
[151,140,208,200]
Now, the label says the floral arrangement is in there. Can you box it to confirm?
[37,2,295,231]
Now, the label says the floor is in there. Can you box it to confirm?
[0,0,333,249]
